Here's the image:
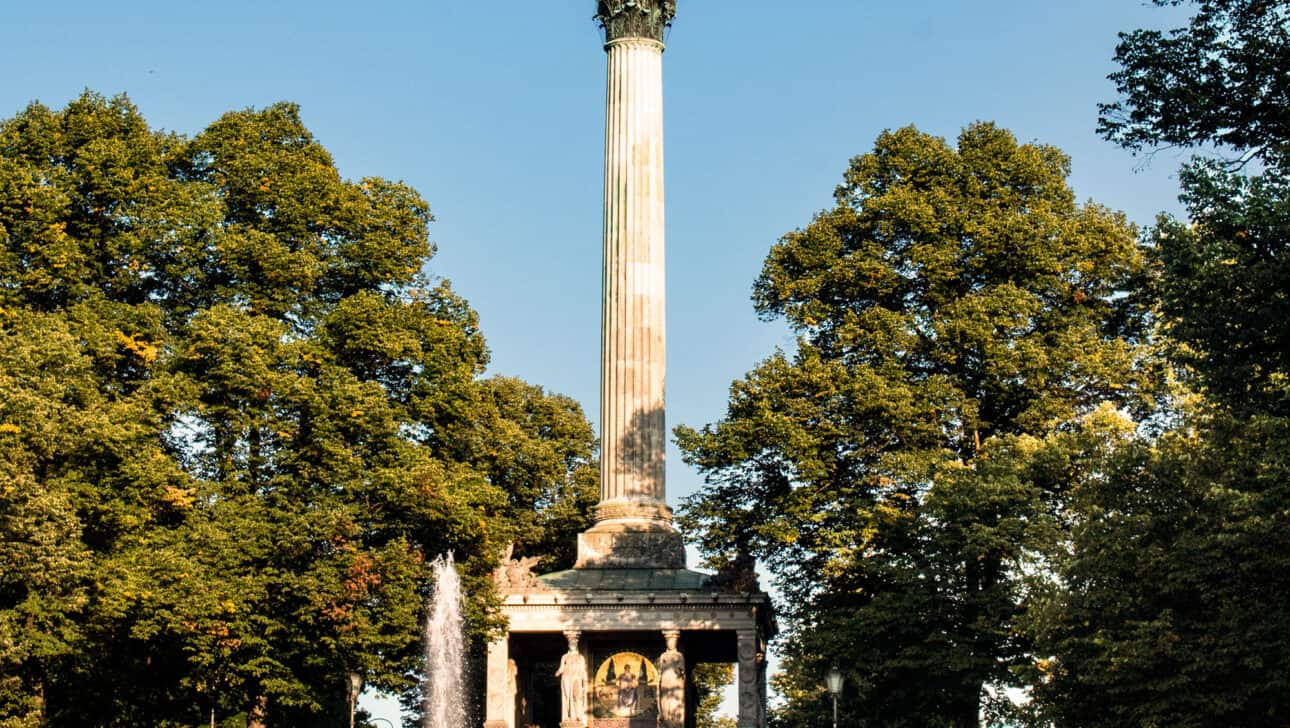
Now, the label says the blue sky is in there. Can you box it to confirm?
[3,1,1192,721]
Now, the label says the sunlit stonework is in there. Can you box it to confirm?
[483,5,774,727]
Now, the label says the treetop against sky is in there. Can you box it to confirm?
[0,3,1188,494]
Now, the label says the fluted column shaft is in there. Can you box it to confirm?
[598,36,669,524]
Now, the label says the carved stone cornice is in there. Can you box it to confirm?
[595,0,677,43]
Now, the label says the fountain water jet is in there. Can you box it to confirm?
[423,554,466,728]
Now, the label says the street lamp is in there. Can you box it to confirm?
[826,666,844,728]
[346,672,363,728]
[368,719,396,728]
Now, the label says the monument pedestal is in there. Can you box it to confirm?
[575,521,685,570]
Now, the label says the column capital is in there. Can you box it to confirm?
[595,0,677,44]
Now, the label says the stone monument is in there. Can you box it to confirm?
[483,3,775,727]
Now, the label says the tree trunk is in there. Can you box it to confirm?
[33,674,46,723]
[247,695,268,728]
[954,703,980,728]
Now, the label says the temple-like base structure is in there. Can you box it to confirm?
[486,568,773,728]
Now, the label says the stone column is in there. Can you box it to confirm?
[577,0,686,571]
[736,630,760,728]
[598,24,669,523]
[484,637,510,728]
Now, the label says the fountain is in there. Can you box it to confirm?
[423,554,467,728]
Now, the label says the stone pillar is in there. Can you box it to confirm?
[507,659,518,728]
[736,631,759,728]
[598,26,669,523]
[577,0,686,571]
[484,637,510,728]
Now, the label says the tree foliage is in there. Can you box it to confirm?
[1026,413,1290,727]
[692,663,735,728]
[678,123,1149,727]
[1100,0,1290,419]
[1027,2,1290,724]
[1098,0,1290,167]
[0,93,596,727]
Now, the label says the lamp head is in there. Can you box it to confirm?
[826,666,844,695]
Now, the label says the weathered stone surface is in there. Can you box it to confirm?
[592,498,673,524]
[485,638,512,728]
[575,526,685,569]
[587,25,686,569]
[597,34,670,543]
[494,546,546,593]
[737,631,760,728]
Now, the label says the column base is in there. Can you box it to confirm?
[575,521,685,569]
[560,720,586,728]
[483,722,508,728]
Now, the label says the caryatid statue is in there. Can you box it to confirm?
[555,631,588,726]
[657,630,685,728]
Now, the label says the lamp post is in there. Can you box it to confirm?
[826,666,844,728]
[346,672,363,728]
[368,719,396,728]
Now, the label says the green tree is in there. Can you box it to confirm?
[692,663,735,728]
[1100,0,1290,417]
[1026,411,1290,727]
[677,123,1150,727]
[0,93,596,727]
[1024,2,1290,724]
[1099,0,1290,168]
[439,376,598,572]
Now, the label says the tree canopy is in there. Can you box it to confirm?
[679,3,1290,723]
[1024,2,1290,724]
[0,92,596,727]
[677,122,1150,727]
[1099,0,1290,167]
